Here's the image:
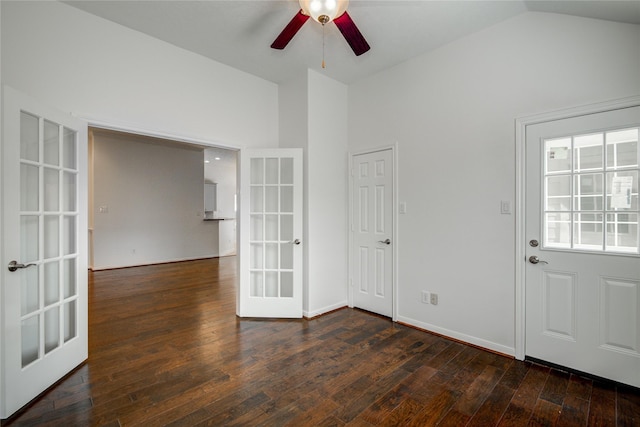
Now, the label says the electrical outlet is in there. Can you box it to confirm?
[421,291,430,304]
[430,293,438,305]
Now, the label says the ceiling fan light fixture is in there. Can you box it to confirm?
[272,0,369,57]
[299,0,349,24]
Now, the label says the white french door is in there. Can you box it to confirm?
[1,87,88,418]
[238,149,303,318]
[351,149,394,317]
[525,104,640,387]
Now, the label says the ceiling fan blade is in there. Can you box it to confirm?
[271,10,310,50]
[333,11,370,56]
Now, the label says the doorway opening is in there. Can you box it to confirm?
[88,127,238,271]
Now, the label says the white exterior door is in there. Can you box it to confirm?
[238,149,303,318]
[1,87,88,418]
[525,105,640,387]
[351,149,394,317]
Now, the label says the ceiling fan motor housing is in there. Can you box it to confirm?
[299,0,349,24]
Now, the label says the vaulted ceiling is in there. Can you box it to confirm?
[64,1,640,84]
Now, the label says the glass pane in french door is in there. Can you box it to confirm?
[249,157,295,298]
[19,112,79,367]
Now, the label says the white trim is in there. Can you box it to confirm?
[393,142,399,322]
[304,300,348,319]
[0,85,4,419]
[350,144,397,157]
[89,254,221,271]
[397,316,515,357]
[514,95,640,361]
[347,144,399,321]
[75,115,241,152]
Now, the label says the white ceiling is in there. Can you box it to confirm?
[64,0,640,85]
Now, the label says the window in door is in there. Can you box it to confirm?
[543,127,639,253]
[20,111,80,368]
[249,157,295,298]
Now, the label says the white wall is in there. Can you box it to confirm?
[279,73,311,311]
[0,1,278,148]
[92,131,218,269]
[1,0,278,270]
[307,70,349,316]
[279,71,349,317]
[4,0,637,354]
[349,12,640,355]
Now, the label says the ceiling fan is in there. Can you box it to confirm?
[271,0,370,57]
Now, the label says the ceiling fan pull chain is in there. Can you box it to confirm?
[322,23,326,69]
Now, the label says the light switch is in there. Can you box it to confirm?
[399,202,407,214]
[501,200,511,215]
[99,206,108,213]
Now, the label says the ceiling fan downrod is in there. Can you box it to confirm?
[322,23,326,68]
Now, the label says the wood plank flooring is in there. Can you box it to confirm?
[4,257,639,426]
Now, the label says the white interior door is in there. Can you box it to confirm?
[238,149,303,318]
[1,87,88,418]
[525,105,640,387]
[351,149,394,317]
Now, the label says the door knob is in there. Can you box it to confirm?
[291,239,301,245]
[7,260,36,272]
[378,239,391,245]
[528,256,548,265]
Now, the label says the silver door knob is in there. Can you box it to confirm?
[378,239,391,245]
[528,256,548,265]
[291,239,301,245]
[8,260,36,272]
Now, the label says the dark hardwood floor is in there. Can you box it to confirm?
[4,257,639,426]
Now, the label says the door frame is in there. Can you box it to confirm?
[83,117,240,154]
[514,95,640,360]
[348,144,399,321]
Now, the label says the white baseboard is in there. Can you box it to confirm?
[304,300,349,319]
[396,315,515,357]
[90,254,219,271]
